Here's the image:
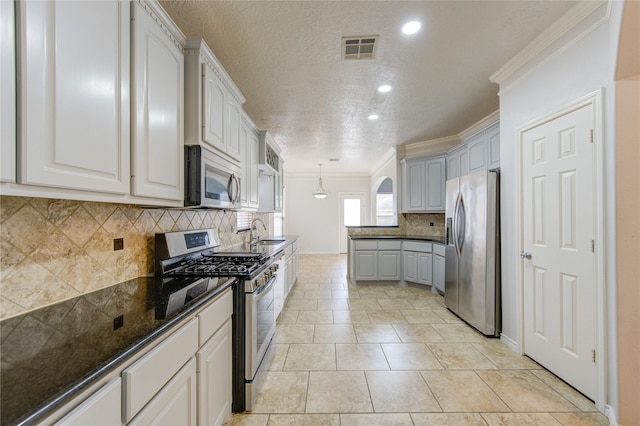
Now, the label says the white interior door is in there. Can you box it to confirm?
[339,193,365,253]
[521,102,597,400]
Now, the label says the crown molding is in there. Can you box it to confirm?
[284,171,371,178]
[458,110,500,141]
[396,135,461,160]
[490,0,606,85]
[369,148,396,175]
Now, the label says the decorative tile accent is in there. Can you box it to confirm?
[0,196,272,319]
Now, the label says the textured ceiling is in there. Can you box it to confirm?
[160,1,577,175]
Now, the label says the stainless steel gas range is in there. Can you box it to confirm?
[155,228,280,412]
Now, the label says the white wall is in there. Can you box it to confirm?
[497,1,623,417]
[284,174,370,253]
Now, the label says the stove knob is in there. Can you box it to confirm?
[273,264,279,271]
[256,276,265,287]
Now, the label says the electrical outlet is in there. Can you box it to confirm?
[114,238,124,251]
[113,315,124,330]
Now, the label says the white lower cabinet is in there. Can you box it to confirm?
[417,252,433,286]
[378,250,401,280]
[433,244,446,293]
[353,240,402,282]
[123,319,199,422]
[129,358,197,426]
[55,378,121,426]
[197,320,232,426]
[403,242,433,286]
[354,251,377,281]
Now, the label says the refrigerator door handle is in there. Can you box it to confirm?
[455,193,466,257]
[453,192,465,257]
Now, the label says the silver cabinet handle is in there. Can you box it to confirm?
[520,251,532,259]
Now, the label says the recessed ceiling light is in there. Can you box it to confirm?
[402,21,421,35]
[378,85,392,93]
[368,114,379,120]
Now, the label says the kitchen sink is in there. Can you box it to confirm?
[257,239,285,245]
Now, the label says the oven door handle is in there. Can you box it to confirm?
[253,274,277,296]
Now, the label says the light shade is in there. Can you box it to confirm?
[312,164,328,199]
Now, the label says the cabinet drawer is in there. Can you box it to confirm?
[354,240,378,250]
[198,288,233,346]
[433,244,446,256]
[123,318,198,422]
[378,241,401,250]
[403,241,432,253]
[55,378,121,426]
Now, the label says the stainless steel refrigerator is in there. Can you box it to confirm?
[444,169,501,336]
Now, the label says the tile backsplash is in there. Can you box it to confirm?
[0,196,271,320]
[347,213,445,240]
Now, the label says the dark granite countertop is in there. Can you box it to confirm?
[0,275,236,426]
[349,235,446,244]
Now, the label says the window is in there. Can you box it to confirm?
[375,177,395,225]
[236,211,252,231]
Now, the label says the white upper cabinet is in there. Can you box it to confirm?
[0,0,15,183]
[131,0,185,201]
[184,38,245,164]
[402,155,446,212]
[202,63,226,152]
[453,120,500,178]
[403,158,426,212]
[17,0,130,193]
[241,114,260,210]
[226,98,242,161]
[425,157,445,211]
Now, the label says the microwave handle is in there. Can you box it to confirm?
[230,173,240,204]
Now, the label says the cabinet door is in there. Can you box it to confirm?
[417,252,433,286]
[18,1,129,193]
[197,320,232,426]
[488,128,500,169]
[130,357,197,426]
[425,158,445,211]
[403,251,418,282]
[1,0,15,183]
[55,378,121,426]
[239,122,249,206]
[355,251,377,281]
[404,159,426,211]
[467,135,487,173]
[446,151,459,181]
[202,63,226,152]
[248,132,260,208]
[433,255,445,292]
[225,99,242,161]
[378,250,401,281]
[131,1,184,200]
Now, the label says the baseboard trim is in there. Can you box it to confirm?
[604,404,618,426]
[499,334,520,354]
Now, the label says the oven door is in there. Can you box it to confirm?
[245,275,276,379]
[185,145,241,208]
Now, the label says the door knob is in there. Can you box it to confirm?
[520,251,532,259]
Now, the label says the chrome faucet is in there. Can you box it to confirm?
[250,218,267,245]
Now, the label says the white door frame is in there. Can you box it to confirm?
[339,192,366,254]
[515,89,606,411]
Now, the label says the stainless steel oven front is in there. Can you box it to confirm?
[244,267,277,410]
[185,145,241,209]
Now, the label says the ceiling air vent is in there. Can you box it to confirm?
[342,36,378,60]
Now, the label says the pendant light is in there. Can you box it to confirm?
[312,164,328,199]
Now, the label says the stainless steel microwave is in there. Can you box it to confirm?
[185,145,241,208]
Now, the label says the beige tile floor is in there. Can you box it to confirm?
[228,254,608,426]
